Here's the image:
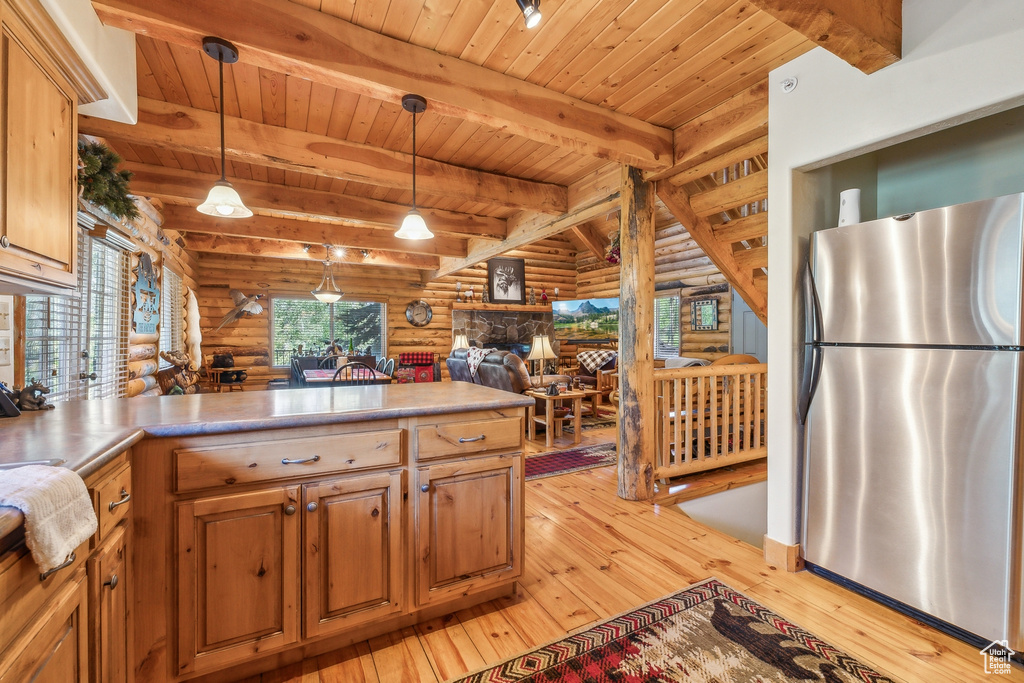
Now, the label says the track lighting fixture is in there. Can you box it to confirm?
[516,0,542,29]
[197,37,252,218]
[395,94,434,240]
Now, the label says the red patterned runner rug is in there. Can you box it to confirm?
[524,443,616,481]
[448,578,897,682]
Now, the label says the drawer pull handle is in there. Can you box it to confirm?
[420,484,430,493]
[458,435,486,443]
[40,552,75,581]
[284,505,296,516]
[307,502,318,512]
[108,488,131,511]
[104,574,119,590]
[281,455,320,465]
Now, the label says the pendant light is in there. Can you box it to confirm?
[311,246,343,303]
[197,37,253,219]
[395,94,434,240]
[516,0,542,29]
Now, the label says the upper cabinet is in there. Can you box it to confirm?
[0,0,106,292]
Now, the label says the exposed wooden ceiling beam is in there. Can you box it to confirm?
[91,0,673,171]
[432,194,620,280]
[125,163,505,241]
[657,181,767,324]
[748,0,901,74]
[690,170,768,217]
[81,98,566,213]
[183,233,439,270]
[648,82,768,183]
[571,222,609,260]
[162,204,467,258]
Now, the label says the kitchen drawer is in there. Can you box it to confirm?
[92,463,131,543]
[0,539,88,656]
[415,417,521,461]
[174,429,403,492]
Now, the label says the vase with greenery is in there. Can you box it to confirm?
[78,140,140,221]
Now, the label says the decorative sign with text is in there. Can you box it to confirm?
[133,253,161,335]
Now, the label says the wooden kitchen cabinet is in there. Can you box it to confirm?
[302,470,404,638]
[176,486,301,676]
[415,453,523,606]
[0,569,89,683]
[0,0,78,289]
[88,523,131,683]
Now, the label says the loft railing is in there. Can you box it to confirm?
[653,364,767,480]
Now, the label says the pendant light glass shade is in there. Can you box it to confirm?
[395,208,433,240]
[199,37,251,219]
[311,259,343,303]
[197,180,253,218]
[397,94,433,240]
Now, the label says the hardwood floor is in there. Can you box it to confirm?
[252,426,1006,682]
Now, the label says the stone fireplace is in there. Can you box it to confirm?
[452,308,558,359]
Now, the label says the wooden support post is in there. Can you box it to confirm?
[617,166,656,501]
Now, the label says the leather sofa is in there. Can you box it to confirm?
[447,349,571,415]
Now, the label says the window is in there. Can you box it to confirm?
[271,298,386,366]
[160,266,184,367]
[25,233,130,402]
[654,293,681,359]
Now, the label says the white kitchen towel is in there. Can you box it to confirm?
[664,356,711,368]
[0,465,97,573]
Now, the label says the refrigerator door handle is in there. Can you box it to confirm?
[798,344,822,426]
[803,261,823,344]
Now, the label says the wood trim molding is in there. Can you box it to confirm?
[4,0,106,103]
[763,535,804,572]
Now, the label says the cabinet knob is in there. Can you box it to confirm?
[421,484,430,493]
[104,574,119,590]
[0,235,8,249]
[284,505,296,515]
[307,502,318,512]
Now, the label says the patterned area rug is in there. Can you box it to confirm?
[561,407,616,433]
[525,443,617,481]
[449,578,896,682]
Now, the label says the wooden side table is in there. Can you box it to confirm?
[525,389,584,448]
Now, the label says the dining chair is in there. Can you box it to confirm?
[382,358,395,376]
[331,361,378,385]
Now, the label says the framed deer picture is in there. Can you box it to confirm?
[487,257,526,304]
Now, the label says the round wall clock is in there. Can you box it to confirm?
[405,300,433,327]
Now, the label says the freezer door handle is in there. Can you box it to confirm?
[803,261,823,344]
[797,344,822,426]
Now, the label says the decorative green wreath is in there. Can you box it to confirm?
[77,140,140,221]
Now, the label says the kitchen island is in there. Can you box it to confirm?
[0,383,532,683]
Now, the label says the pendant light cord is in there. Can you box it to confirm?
[218,54,227,182]
[411,108,417,210]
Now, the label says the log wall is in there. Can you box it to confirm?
[196,238,578,389]
[575,220,731,362]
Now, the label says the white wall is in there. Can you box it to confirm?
[40,0,137,123]
[0,295,13,388]
[766,0,1024,546]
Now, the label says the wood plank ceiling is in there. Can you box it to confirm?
[82,0,818,279]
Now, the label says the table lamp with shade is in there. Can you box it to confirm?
[526,334,556,386]
[451,332,470,354]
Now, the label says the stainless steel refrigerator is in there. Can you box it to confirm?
[802,193,1024,649]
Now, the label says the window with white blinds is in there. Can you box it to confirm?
[654,293,681,359]
[24,233,130,402]
[270,298,386,366]
[160,266,184,367]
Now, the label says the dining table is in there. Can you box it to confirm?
[302,368,393,385]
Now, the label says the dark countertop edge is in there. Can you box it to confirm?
[0,391,534,549]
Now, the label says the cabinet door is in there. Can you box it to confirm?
[415,454,522,606]
[177,487,300,676]
[0,570,88,683]
[303,470,404,638]
[88,523,131,683]
[0,8,77,286]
